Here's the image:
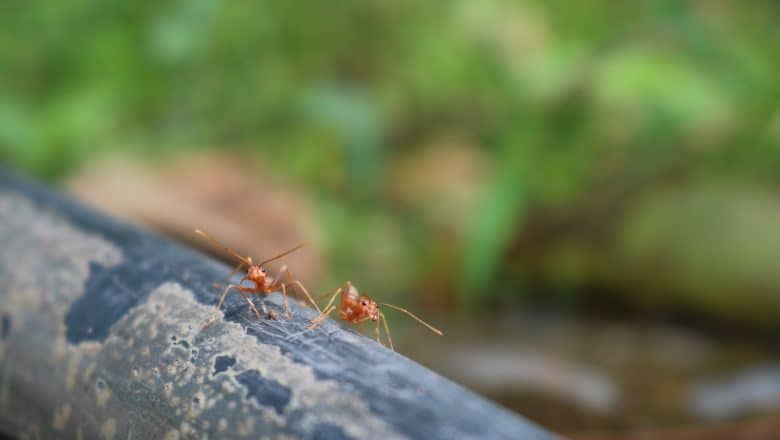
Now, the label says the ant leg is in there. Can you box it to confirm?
[214,283,235,313]
[309,288,341,323]
[256,297,270,317]
[306,286,345,329]
[278,265,321,313]
[313,290,336,302]
[203,284,257,328]
[279,283,292,320]
[213,278,249,311]
[312,305,335,325]
[204,283,236,328]
[236,290,261,318]
[307,306,336,330]
[216,261,246,294]
[380,312,394,351]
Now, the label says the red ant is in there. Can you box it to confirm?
[195,229,321,327]
[307,281,443,350]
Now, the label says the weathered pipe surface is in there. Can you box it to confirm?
[0,171,554,440]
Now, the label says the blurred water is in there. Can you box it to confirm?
[400,311,780,433]
[435,346,619,413]
[690,365,780,421]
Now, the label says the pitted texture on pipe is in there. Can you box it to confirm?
[0,174,553,440]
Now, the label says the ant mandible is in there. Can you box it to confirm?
[195,229,321,326]
[307,281,442,350]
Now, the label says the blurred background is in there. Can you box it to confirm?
[2,1,779,437]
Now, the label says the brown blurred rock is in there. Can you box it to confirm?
[570,413,780,440]
[66,152,323,294]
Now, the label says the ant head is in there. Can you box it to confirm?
[358,295,379,321]
[246,265,266,281]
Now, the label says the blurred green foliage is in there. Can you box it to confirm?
[2,1,779,324]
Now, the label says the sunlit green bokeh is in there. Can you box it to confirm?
[2,1,779,326]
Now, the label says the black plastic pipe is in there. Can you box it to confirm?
[0,171,553,439]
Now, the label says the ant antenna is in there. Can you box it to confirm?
[195,229,251,265]
[219,260,247,286]
[380,303,443,336]
[256,242,307,267]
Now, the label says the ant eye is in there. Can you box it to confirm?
[361,300,367,306]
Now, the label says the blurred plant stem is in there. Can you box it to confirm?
[462,128,536,301]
